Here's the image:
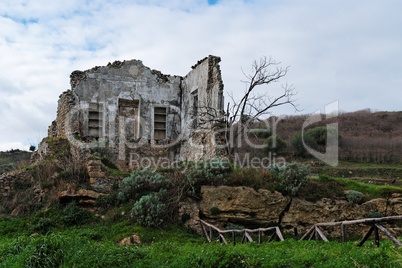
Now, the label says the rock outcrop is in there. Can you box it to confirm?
[194,185,402,236]
[199,186,290,227]
[58,183,104,206]
[119,233,141,246]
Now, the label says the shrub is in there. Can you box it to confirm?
[30,218,54,234]
[290,132,300,156]
[118,168,171,202]
[225,224,244,230]
[264,136,287,154]
[90,145,117,169]
[94,193,119,208]
[131,194,166,227]
[306,126,327,146]
[346,190,364,204]
[192,158,232,182]
[248,127,272,139]
[225,167,276,191]
[61,202,94,226]
[291,126,333,157]
[269,162,310,196]
[365,211,383,218]
[176,158,232,198]
[209,207,221,215]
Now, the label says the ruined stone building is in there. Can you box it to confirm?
[45,55,226,170]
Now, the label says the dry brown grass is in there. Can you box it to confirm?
[240,110,402,163]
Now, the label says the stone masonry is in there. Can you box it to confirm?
[44,55,226,171]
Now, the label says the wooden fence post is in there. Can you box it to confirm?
[374,225,380,247]
[358,225,375,247]
[232,231,236,246]
[341,224,347,243]
[375,224,402,247]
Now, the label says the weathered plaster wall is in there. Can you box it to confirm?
[72,60,182,144]
[45,56,226,171]
[180,55,225,161]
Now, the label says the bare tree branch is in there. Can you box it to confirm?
[186,56,298,157]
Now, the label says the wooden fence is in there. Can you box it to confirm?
[200,219,284,245]
[200,215,402,247]
[299,215,402,247]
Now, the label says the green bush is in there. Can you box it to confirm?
[192,158,232,182]
[30,218,54,234]
[177,158,232,198]
[264,136,287,154]
[94,193,119,208]
[131,193,166,227]
[306,126,327,146]
[118,168,171,202]
[248,127,272,139]
[291,126,330,157]
[209,207,221,215]
[90,145,117,169]
[225,167,277,191]
[364,211,384,218]
[269,162,310,196]
[61,202,94,226]
[346,190,364,204]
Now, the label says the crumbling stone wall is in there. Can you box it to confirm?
[0,173,13,198]
[180,55,225,161]
[48,90,77,138]
[42,55,226,171]
[0,170,36,214]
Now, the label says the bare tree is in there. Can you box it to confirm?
[229,56,297,123]
[226,56,298,154]
[193,56,298,157]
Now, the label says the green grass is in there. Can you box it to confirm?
[108,168,130,177]
[0,149,31,173]
[334,177,402,198]
[3,159,402,266]
[299,174,402,203]
[1,213,402,267]
[311,161,402,179]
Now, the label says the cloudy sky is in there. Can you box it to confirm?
[1,0,401,151]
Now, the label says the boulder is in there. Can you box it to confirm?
[59,186,104,206]
[119,234,141,246]
[199,185,290,227]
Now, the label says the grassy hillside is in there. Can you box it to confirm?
[0,211,401,267]
[0,149,31,174]
[2,110,402,266]
[245,110,402,164]
[311,161,402,180]
[1,157,402,266]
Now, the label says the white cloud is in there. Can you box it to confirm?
[0,0,401,150]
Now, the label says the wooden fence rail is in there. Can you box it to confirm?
[200,220,284,245]
[299,215,402,247]
[200,216,402,247]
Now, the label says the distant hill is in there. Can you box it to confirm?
[247,109,402,163]
[0,149,32,174]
